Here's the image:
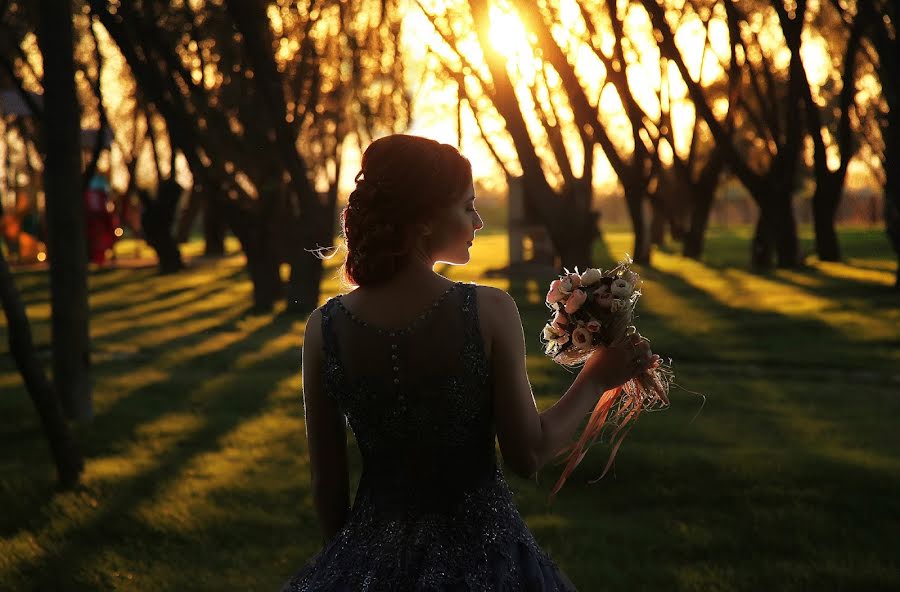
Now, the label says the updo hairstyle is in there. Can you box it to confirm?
[340,135,472,287]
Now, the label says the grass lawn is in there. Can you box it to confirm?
[1,226,897,591]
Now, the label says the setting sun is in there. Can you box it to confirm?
[487,3,536,79]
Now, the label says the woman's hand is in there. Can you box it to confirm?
[580,327,660,391]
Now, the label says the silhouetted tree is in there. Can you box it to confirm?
[139,179,185,274]
[89,0,408,311]
[833,0,899,287]
[36,0,93,421]
[0,248,83,487]
[643,0,808,269]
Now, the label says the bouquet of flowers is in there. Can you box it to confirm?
[541,256,673,501]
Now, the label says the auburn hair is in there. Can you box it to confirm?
[339,134,472,287]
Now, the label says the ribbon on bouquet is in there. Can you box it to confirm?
[547,364,671,503]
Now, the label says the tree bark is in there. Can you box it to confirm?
[202,188,227,257]
[812,174,843,262]
[243,184,284,313]
[0,229,83,487]
[553,178,597,271]
[751,209,776,270]
[36,0,93,422]
[772,196,801,269]
[246,244,282,312]
[753,185,801,269]
[174,187,203,244]
[286,197,335,315]
[885,104,900,289]
[139,180,185,274]
[649,199,666,248]
[624,184,650,265]
[683,181,717,260]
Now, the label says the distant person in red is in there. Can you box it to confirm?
[83,173,119,264]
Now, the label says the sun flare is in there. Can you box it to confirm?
[487,4,533,66]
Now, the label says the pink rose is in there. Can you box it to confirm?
[564,289,587,314]
[569,273,582,289]
[551,311,569,333]
[558,273,582,294]
[586,319,601,332]
[571,327,592,349]
[546,279,564,304]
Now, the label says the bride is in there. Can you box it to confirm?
[281,134,657,591]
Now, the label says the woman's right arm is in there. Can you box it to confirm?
[483,287,655,479]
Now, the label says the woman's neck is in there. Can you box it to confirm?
[355,257,450,296]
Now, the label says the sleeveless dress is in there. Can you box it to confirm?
[281,281,578,591]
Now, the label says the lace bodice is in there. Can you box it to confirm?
[282,282,577,591]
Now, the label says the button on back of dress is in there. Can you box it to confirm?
[334,281,464,337]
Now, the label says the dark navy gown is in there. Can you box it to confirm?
[281,281,578,591]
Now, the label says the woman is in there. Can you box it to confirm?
[282,135,657,591]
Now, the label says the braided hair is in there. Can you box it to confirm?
[339,135,472,287]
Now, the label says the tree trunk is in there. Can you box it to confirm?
[751,208,776,270]
[683,181,716,260]
[681,151,723,259]
[241,185,283,313]
[36,0,93,422]
[174,187,203,244]
[772,194,801,268]
[812,173,843,262]
[203,191,227,257]
[624,184,650,265]
[555,239,594,274]
[139,180,185,274]
[752,182,801,269]
[0,241,83,487]
[649,199,667,247]
[554,180,598,271]
[883,89,900,289]
[285,195,335,315]
[246,244,282,313]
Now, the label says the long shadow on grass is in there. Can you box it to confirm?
[748,263,894,303]
[12,315,301,588]
[92,287,255,349]
[639,264,874,371]
[88,263,247,320]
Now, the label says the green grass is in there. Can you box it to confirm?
[1,226,898,591]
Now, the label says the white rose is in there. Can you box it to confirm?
[542,324,560,340]
[580,268,602,285]
[611,278,633,298]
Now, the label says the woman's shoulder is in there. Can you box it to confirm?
[470,284,517,308]
[470,284,520,332]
